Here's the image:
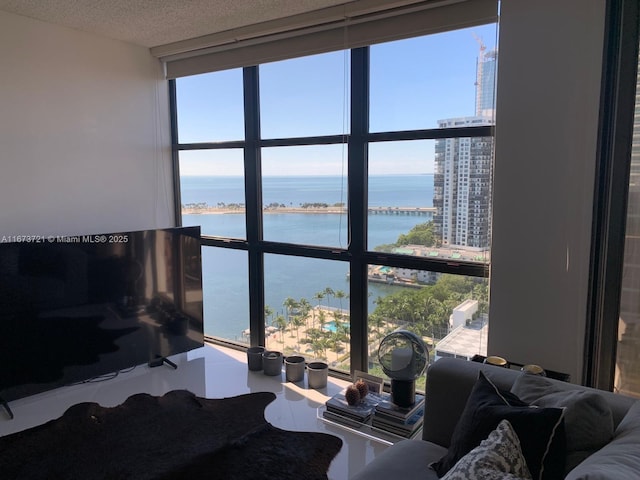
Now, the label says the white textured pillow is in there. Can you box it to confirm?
[442,419,533,480]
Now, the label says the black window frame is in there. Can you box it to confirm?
[170,44,493,375]
[585,0,640,390]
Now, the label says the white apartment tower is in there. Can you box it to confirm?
[433,46,496,249]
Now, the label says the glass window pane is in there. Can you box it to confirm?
[179,150,246,239]
[368,270,489,390]
[262,145,348,248]
[434,135,493,254]
[260,51,350,139]
[615,52,640,398]
[370,24,498,132]
[202,248,249,341]
[368,140,491,263]
[368,140,436,253]
[175,69,244,143]
[265,255,350,374]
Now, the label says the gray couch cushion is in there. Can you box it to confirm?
[441,420,532,480]
[564,401,640,480]
[511,374,614,472]
[349,439,446,480]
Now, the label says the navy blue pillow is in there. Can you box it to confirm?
[431,371,565,480]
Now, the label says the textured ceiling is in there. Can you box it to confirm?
[0,0,355,48]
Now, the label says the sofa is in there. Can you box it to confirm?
[351,357,640,480]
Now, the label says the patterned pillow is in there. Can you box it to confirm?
[442,419,533,480]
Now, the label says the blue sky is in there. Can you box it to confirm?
[176,23,497,176]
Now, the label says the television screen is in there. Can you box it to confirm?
[0,227,204,403]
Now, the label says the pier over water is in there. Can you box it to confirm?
[367,206,435,217]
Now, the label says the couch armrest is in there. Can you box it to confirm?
[349,439,446,480]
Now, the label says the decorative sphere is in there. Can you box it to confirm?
[378,330,429,381]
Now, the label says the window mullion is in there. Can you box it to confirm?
[348,46,370,373]
[243,66,265,348]
[169,80,183,227]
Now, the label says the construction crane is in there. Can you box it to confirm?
[473,33,486,116]
[473,33,486,52]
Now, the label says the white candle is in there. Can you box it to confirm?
[391,347,412,371]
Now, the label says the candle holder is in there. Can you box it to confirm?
[377,330,429,407]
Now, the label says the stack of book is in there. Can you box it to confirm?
[323,390,383,427]
[371,394,425,438]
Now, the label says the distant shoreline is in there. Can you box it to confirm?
[182,206,435,215]
[183,207,347,215]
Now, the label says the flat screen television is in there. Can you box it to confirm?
[0,226,204,405]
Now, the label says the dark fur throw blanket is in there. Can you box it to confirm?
[0,390,343,479]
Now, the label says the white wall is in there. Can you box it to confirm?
[489,0,606,381]
[0,10,174,237]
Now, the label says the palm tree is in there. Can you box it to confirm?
[283,297,297,322]
[311,338,324,360]
[275,314,287,342]
[318,308,327,332]
[312,335,329,360]
[329,331,343,356]
[336,321,350,354]
[307,327,321,343]
[312,291,325,328]
[313,291,325,308]
[292,313,304,341]
[298,297,312,331]
[307,328,326,359]
[335,290,346,313]
[320,336,330,360]
[324,287,335,310]
[264,305,274,326]
[369,296,385,331]
[284,300,296,337]
[424,296,447,342]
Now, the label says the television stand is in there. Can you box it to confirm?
[149,356,177,370]
[1,396,14,420]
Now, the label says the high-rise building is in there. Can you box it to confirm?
[433,45,496,250]
[476,48,497,118]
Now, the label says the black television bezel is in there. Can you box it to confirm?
[0,226,204,405]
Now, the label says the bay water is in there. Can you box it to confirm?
[181,174,435,339]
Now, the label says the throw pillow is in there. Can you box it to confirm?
[511,373,614,472]
[441,419,533,480]
[431,371,565,480]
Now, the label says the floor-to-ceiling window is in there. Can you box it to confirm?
[614,36,640,398]
[587,0,640,396]
[171,16,497,377]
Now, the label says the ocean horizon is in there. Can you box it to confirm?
[181,174,436,340]
[181,174,435,209]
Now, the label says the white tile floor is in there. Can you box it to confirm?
[1,343,390,479]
